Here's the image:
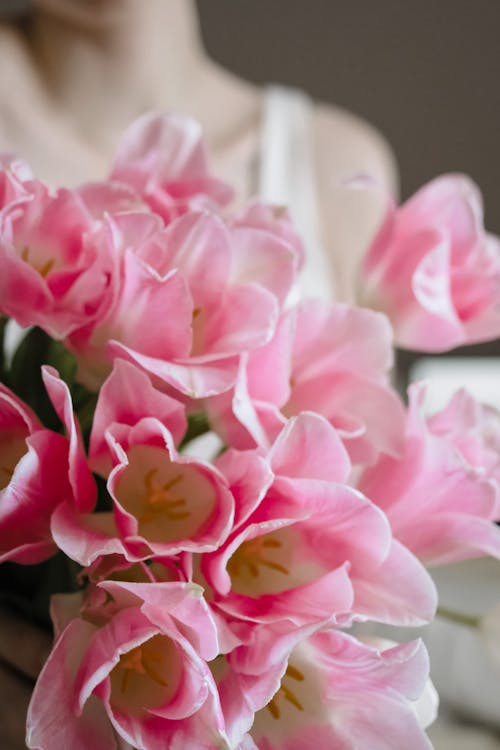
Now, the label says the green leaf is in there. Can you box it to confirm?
[6,327,98,437]
[8,327,62,431]
[179,411,211,449]
[0,315,8,382]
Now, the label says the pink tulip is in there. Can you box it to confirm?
[0,365,98,563]
[42,366,96,512]
[75,180,150,222]
[427,387,500,485]
[0,169,112,339]
[231,200,305,276]
[110,112,234,224]
[89,359,187,478]
[362,174,500,351]
[67,208,290,396]
[0,382,68,563]
[202,413,436,628]
[208,301,406,465]
[243,630,433,750]
[359,382,500,565]
[0,153,34,204]
[52,415,234,566]
[0,368,96,563]
[27,581,228,750]
[212,619,327,747]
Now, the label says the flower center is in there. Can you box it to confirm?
[110,634,181,715]
[0,431,28,490]
[118,643,168,694]
[115,445,217,545]
[21,246,55,277]
[139,468,190,524]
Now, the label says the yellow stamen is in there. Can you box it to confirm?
[260,559,289,575]
[265,667,305,720]
[262,538,282,548]
[39,258,55,277]
[267,698,280,719]
[285,664,305,681]
[281,684,304,711]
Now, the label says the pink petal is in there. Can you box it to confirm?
[215,448,274,531]
[26,619,116,750]
[89,359,186,476]
[108,341,240,397]
[203,282,278,357]
[100,580,219,661]
[229,225,296,306]
[352,540,438,626]
[42,366,96,512]
[51,503,126,566]
[269,412,351,483]
[0,430,69,564]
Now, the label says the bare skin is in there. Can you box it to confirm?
[0,2,397,745]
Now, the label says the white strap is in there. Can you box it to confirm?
[259,85,334,301]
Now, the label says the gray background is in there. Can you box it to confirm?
[197,0,500,231]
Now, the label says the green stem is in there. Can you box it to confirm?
[77,392,98,444]
[0,315,8,383]
[437,606,481,629]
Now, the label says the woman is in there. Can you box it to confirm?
[0,1,397,747]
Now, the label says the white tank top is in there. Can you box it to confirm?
[259,85,335,302]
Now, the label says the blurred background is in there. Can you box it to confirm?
[198,0,500,230]
[3,0,499,224]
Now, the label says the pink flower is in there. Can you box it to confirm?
[202,413,436,628]
[42,366,96,512]
[231,201,305,273]
[0,153,34,204]
[0,169,112,338]
[52,414,234,566]
[358,382,500,565]
[67,208,291,396]
[76,180,148,218]
[0,368,95,564]
[242,630,433,750]
[81,553,185,596]
[89,358,187,478]
[362,174,500,351]
[209,301,405,465]
[427,387,500,485]
[210,619,328,747]
[0,382,67,563]
[26,581,227,750]
[109,112,234,224]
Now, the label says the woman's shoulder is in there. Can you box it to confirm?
[312,99,398,196]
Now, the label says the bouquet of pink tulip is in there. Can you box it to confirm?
[1,112,500,750]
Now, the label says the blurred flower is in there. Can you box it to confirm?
[362,174,500,351]
[208,301,405,466]
[27,581,227,750]
[358,382,500,565]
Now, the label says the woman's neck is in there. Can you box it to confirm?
[31,0,209,147]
